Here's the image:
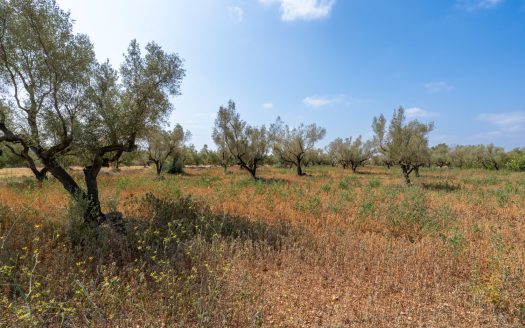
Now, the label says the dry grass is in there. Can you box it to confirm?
[1,165,525,327]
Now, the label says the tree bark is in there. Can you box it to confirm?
[401,164,412,185]
[30,166,48,182]
[42,159,103,223]
[414,166,420,177]
[113,159,121,171]
[4,144,48,182]
[296,157,304,176]
[83,163,105,225]
[24,152,48,182]
[247,167,257,179]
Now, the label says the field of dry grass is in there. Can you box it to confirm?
[1,165,525,327]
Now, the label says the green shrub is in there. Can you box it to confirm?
[506,154,525,171]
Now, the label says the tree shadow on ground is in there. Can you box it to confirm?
[67,193,296,268]
[355,170,390,176]
[421,181,461,192]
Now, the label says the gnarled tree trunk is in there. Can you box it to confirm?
[296,156,304,176]
[400,164,413,185]
[5,144,48,182]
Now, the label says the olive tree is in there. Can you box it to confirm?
[475,144,507,170]
[450,145,470,168]
[328,136,373,173]
[431,143,451,168]
[212,100,269,179]
[212,121,235,174]
[372,107,433,185]
[147,124,188,175]
[0,0,185,225]
[269,117,325,176]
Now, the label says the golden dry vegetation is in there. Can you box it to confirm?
[1,165,525,327]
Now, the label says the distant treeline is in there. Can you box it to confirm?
[180,143,525,171]
[3,137,522,172]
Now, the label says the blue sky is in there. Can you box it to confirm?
[56,0,525,149]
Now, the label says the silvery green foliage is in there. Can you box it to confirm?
[328,136,373,172]
[473,143,507,170]
[269,117,325,175]
[431,143,451,167]
[372,107,433,184]
[147,124,190,175]
[212,100,269,179]
[0,0,185,223]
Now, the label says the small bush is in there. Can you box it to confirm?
[506,154,525,171]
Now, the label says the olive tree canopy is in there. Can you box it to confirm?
[328,136,373,173]
[474,144,507,170]
[147,124,189,175]
[0,0,185,224]
[269,117,325,176]
[431,143,451,168]
[212,100,269,179]
[372,107,433,185]
[212,122,235,174]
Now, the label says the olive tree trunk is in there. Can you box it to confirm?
[43,159,104,224]
[296,157,304,176]
[400,164,413,185]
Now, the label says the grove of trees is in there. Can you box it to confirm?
[1,0,524,230]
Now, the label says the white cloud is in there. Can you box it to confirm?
[424,81,453,93]
[228,6,244,22]
[405,107,434,119]
[303,94,343,107]
[477,111,525,133]
[458,0,504,10]
[262,102,274,109]
[259,0,336,21]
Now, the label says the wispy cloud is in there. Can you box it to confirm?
[262,102,274,109]
[477,111,525,133]
[458,0,504,11]
[259,0,336,21]
[405,107,435,119]
[228,6,244,22]
[424,81,453,93]
[303,94,343,107]
[469,111,525,146]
